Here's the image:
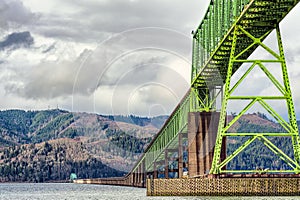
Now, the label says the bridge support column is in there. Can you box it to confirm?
[153,162,158,179]
[132,171,136,186]
[188,112,222,177]
[164,150,169,178]
[178,133,183,178]
[135,170,138,185]
[142,160,146,187]
[137,165,141,186]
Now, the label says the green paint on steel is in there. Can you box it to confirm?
[126,0,300,179]
[189,0,300,175]
[210,24,300,174]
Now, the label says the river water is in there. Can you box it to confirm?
[0,183,298,200]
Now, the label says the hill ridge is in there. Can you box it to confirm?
[0,109,299,182]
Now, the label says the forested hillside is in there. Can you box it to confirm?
[0,109,166,182]
[226,112,299,171]
[0,109,167,147]
[0,109,298,182]
[0,139,124,182]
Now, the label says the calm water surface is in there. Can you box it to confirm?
[0,183,299,200]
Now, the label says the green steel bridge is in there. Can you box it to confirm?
[76,0,300,193]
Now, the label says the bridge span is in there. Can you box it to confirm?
[75,0,300,196]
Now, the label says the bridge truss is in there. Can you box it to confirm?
[191,0,300,175]
[96,0,300,184]
[153,0,300,176]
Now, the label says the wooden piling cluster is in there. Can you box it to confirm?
[146,176,300,196]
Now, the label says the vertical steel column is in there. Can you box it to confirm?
[210,26,238,174]
[142,159,146,187]
[164,150,169,178]
[276,25,300,164]
[138,165,141,185]
[132,171,136,186]
[153,162,157,179]
[178,133,183,178]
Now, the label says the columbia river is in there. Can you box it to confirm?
[0,183,298,200]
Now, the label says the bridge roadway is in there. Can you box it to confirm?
[75,0,300,196]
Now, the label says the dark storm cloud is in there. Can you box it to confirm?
[0,0,38,29]
[0,31,34,51]
[3,28,191,100]
[1,27,192,100]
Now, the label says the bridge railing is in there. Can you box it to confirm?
[133,90,189,172]
[191,0,251,81]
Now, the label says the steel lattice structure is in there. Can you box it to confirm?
[125,0,300,179]
[190,0,300,175]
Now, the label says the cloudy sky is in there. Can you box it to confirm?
[1,1,300,118]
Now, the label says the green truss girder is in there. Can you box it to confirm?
[131,90,191,173]
[189,0,300,175]
[209,24,300,174]
[191,0,300,89]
